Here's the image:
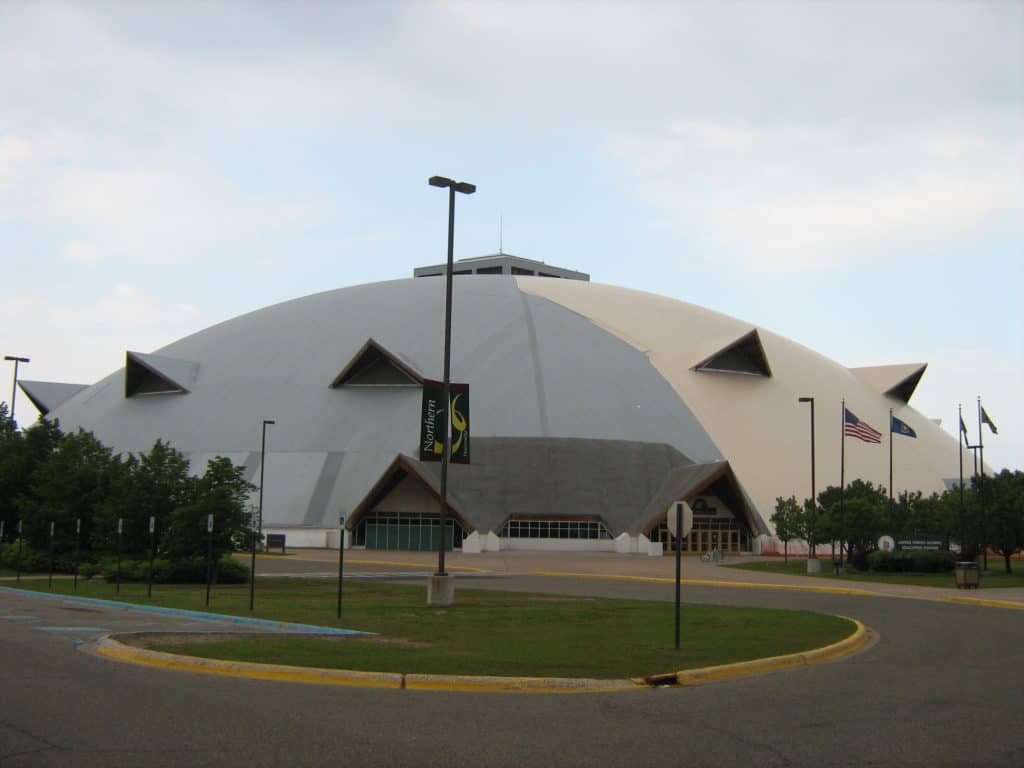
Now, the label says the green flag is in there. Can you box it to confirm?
[981,407,998,434]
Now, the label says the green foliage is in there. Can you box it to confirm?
[867,549,956,573]
[162,457,254,560]
[986,470,1024,573]
[99,556,249,584]
[771,496,805,563]
[817,479,887,567]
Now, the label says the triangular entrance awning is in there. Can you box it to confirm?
[348,454,468,530]
[125,351,198,397]
[331,339,422,388]
[851,363,927,403]
[692,329,772,377]
[18,380,89,416]
[639,461,766,537]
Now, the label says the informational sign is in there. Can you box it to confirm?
[207,514,214,533]
[149,516,155,534]
[339,515,346,527]
[666,501,694,539]
[117,518,123,535]
[419,379,470,464]
[895,534,946,551]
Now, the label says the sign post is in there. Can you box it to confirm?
[147,515,156,599]
[116,518,123,595]
[16,519,23,582]
[47,521,55,590]
[73,518,81,591]
[337,515,346,620]
[205,514,214,607]
[667,501,694,650]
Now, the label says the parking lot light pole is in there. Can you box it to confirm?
[250,419,275,612]
[428,175,475,578]
[4,356,29,424]
[798,397,817,566]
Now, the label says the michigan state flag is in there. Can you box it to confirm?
[891,415,917,438]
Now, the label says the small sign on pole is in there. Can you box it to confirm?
[337,515,347,620]
[666,501,693,539]
[666,500,693,651]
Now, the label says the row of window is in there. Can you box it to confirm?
[499,519,612,540]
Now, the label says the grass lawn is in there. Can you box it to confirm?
[9,578,854,679]
[726,559,1024,588]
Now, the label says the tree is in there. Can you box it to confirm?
[19,428,115,552]
[771,496,805,564]
[162,456,253,561]
[0,415,62,543]
[817,480,887,568]
[987,470,1024,574]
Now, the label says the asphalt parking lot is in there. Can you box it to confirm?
[2,551,1022,768]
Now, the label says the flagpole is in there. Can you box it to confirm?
[840,398,846,567]
[958,403,965,557]
[888,407,894,529]
[977,397,987,571]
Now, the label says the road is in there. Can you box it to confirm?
[1,552,1022,767]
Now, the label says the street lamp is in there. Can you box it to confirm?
[798,397,818,571]
[427,175,475,579]
[4,356,29,425]
[249,418,275,612]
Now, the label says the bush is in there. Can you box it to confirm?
[0,542,79,574]
[868,549,956,573]
[100,556,249,584]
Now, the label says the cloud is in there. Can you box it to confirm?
[607,118,1023,271]
[33,167,319,264]
[0,285,206,410]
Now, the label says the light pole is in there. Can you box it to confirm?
[249,419,275,612]
[4,356,29,425]
[427,175,475,578]
[798,397,817,571]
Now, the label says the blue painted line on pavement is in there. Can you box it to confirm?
[0,586,367,636]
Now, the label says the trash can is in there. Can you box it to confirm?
[955,561,980,589]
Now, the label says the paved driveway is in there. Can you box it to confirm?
[1,553,1022,768]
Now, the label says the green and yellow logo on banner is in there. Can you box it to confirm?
[420,379,470,464]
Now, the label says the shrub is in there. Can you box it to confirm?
[868,549,955,573]
[100,556,248,584]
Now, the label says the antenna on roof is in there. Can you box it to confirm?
[498,214,503,255]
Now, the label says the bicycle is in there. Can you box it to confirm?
[700,548,724,563]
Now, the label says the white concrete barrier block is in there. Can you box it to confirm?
[484,531,501,552]
[462,531,482,554]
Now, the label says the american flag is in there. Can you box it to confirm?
[844,408,882,443]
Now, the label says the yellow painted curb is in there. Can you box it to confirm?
[94,637,403,689]
[92,617,870,694]
[531,571,879,597]
[403,673,640,694]
[939,596,1024,610]
[671,617,872,686]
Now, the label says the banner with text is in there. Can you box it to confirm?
[419,379,470,464]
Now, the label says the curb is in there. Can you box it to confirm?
[670,617,872,686]
[91,616,869,694]
[95,636,402,688]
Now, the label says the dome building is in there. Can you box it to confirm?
[22,255,959,555]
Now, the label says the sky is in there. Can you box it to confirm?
[1,0,1021,471]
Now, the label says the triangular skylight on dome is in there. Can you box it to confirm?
[850,363,927,404]
[692,330,772,377]
[125,351,197,397]
[331,339,422,388]
[18,380,89,415]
